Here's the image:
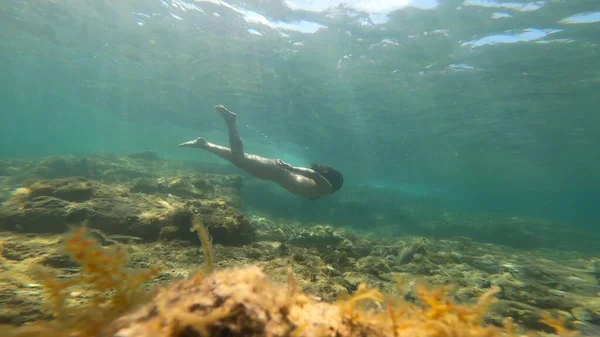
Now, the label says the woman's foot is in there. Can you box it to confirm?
[214,104,237,125]
[178,137,208,148]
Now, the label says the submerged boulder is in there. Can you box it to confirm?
[0,176,254,246]
[26,177,95,202]
[289,225,344,247]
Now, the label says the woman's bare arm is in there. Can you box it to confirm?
[276,160,332,192]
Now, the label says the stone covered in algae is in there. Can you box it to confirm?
[0,153,243,205]
[106,265,506,337]
[0,173,253,245]
[1,227,578,337]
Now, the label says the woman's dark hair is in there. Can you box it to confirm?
[311,164,344,192]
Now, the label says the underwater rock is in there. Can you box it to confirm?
[0,179,13,203]
[493,300,547,331]
[342,271,383,291]
[27,177,95,202]
[371,244,401,258]
[244,247,263,260]
[132,176,208,199]
[291,252,307,263]
[194,201,256,246]
[336,238,362,258]
[324,264,342,277]
[392,253,438,276]
[101,167,154,183]
[0,177,95,204]
[490,270,582,314]
[337,238,354,251]
[256,227,288,242]
[40,253,79,269]
[571,301,600,324]
[0,285,51,326]
[130,178,160,194]
[0,154,239,197]
[210,174,243,191]
[105,234,143,245]
[28,156,109,181]
[100,264,558,337]
[0,178,253,245]
[0,154,249,244]
[302,281,348,302]
[0,242,31,262]
[289,225,344,247]
[465,254,502,274]
[130,174,242,208]
[588,259,600,279]
[572,307,596,322]
[126,151,162,161]
[33,156,85,179]
[573,320,600,336]
[248,215,273,228]
[107,266,350,337]
[356,256,391,277]
[154,203,256,246]
[158,225,181,241]
[396,240,427,265]
[104,267,316,337]
[325,249,350,267]
[277,242,290,256]
[249,215,289,242]
[0,196,71,233]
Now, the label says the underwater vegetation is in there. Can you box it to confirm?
[1,225,161,336]
[1,220,579,337]
[1,154,599,336]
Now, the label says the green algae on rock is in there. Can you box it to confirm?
[0,175,252,245]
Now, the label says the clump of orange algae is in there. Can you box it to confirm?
[5,226,160,337]
[385,282,504,337]
[107,268,579,337]
[342,279,579,337]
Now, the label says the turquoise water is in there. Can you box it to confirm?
[1,0,599,226]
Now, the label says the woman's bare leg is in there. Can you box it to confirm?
[178,105,279,177]
[177,137,236,162]
[178,105,246,166]
[214,105,244,163]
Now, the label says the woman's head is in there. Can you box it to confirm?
[311,164,344,193]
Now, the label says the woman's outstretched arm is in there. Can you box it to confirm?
[276,160,332,192]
